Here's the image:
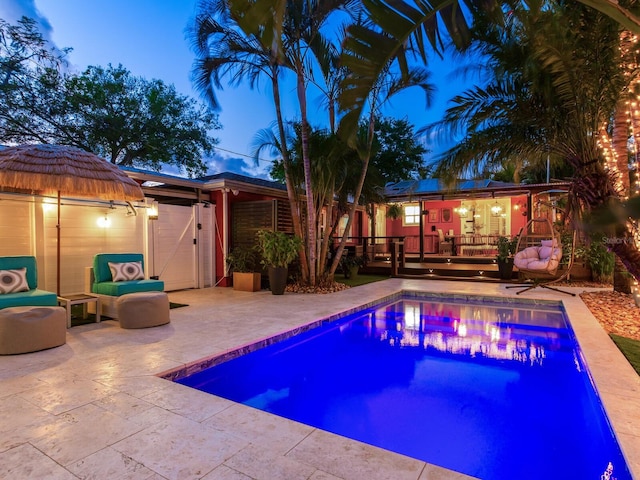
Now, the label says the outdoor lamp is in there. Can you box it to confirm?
[97,214,111,228]
[456,205,469,218]
[148,201,159,220]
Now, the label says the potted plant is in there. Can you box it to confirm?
[226,246,261,292]
[340,254,365,279]
[496,235,518,280]
[256,229,302,295]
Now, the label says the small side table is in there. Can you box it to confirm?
[57,294,101,328]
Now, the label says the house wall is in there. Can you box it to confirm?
[0,193,146,295]
[0,193,215,295]
[384,195,530,254]
[209,190,283,287]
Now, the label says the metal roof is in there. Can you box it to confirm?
[384,178,516,197]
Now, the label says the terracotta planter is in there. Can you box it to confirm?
[232,272,261,292]
[268,266,288,295]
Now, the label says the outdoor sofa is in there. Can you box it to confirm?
[0,255,58,310]
[86,253,165,321]
[0,255,66,354]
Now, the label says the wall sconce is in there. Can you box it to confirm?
[42,201,56,213]
[148,201,159,220]
[97,214,111,228]
[491,202,503,217]
[455,205,469,218]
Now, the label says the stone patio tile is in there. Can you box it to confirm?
[0,443,76,480]
[30,403,144,466]
[141,381,233,422]
[224,443,316,480]
[93,391,156,419]
[0,374,48,398]
[308,471,344,480]
[201,464,253,480]
[419,463,480,480]
[0,395,57,452]
[17,376,118,415]
[112,415,248,480]
[287,428,425,480]
[68,446,158,480]
[203,402,314,454]
[92,374,172,398]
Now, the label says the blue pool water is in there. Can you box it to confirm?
[177,294,631,479]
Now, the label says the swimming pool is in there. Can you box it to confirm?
[176,293,631,479]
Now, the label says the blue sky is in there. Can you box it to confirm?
[1,0,468,179]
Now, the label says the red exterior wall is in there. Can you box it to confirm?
[385,196,530,254]
[208,190,284,287]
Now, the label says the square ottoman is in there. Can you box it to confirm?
[116,291,170,329]
[0,306,66,355]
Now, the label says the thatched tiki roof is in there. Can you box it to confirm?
[0,144,143,201]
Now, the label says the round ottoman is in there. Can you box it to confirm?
[0,306,66,355]
[116,291,170,329]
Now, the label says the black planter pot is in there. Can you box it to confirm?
[268,266,288,295]
[497,258,515,280]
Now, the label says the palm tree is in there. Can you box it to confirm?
[220,0,360,286]
[422,3,640,280]
[189,0,310,281]
[338,0,640,130]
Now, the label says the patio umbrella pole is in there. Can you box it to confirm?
[57,191,61,296]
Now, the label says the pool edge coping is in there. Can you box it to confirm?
[158,289,564,381]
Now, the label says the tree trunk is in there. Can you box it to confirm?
[296,65,317,286]
[271,71,309,282]
[613,257,633,293]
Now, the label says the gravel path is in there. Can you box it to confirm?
[580,290,640,341]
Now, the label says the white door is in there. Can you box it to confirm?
[149,204,197,291]
[196,203,215,288]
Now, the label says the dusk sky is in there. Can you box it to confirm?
[1,0,468,179]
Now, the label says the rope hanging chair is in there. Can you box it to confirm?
[505,217,576,296]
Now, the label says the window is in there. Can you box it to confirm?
[403,204,420,225]
[337,214,351,238]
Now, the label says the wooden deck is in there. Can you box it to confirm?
[363,253,514,281]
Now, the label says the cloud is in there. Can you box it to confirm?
[0,0,54,43]
[205,151,274,180]
[0,0,71,71]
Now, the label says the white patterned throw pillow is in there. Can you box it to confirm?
[108,261,145,282]
[0,268,30,294]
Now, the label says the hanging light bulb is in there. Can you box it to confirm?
[97,214,111,228]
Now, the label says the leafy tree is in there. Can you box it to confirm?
[1,18,219,177]
[369,117,428,184]
[268,116,427,186]
[190,0,311,275]
[60,65,219,176]
[214,1,432,286]
[0,17,69,144]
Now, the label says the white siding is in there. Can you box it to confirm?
[0,195,33,256]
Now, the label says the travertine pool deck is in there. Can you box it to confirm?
[0,279,638,479]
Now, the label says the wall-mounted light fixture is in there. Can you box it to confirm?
[97,214,111,228]
[148,200,159,220]
[455,205,469,218]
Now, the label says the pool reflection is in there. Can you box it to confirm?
[361,300,571,366]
